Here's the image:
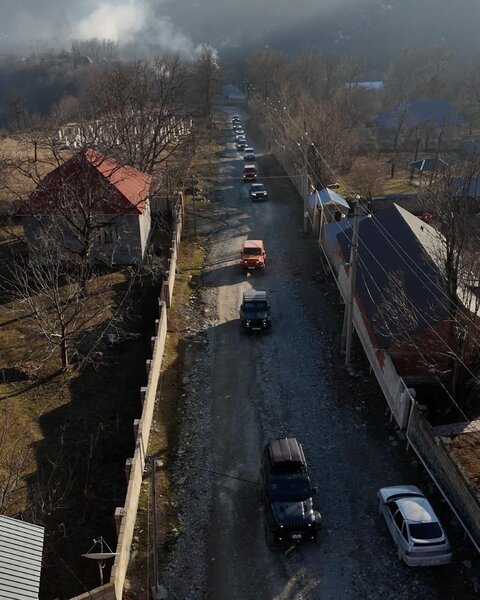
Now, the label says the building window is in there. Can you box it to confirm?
[100,223,118,244]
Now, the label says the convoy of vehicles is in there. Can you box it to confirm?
[228,113,453,567]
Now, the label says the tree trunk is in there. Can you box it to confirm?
[60,337,69,370]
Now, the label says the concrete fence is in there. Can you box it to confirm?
[160,193,183,308]
[72,194,183,600]
[407,402,480,552]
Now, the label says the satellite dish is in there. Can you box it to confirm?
[81,537,117,586]
[82,552,118,561]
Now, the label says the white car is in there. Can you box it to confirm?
[243,147,255,161]
[378,485,452,566]
[235,129,245,140]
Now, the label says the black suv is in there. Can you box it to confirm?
[240,291,271,332]
[249,183,268,202]
[260,437,321,545]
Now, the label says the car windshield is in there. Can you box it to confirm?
[243,248,261,255]
[270,476,311,500]
[409,522,443,540]
[251,185,263,190]
[244,301,268,311]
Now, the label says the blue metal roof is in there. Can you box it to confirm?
[0,515,44,600]
[408,158,448,172]
[451,176,480,198]
[376,99,468,129]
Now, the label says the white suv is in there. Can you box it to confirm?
[243,147,255,161]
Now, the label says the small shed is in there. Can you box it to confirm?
[0,515,45,599]
[408,157,448,184]
[308,187,350,236]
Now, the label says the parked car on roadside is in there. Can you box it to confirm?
[243,147,255,161]
[240,290,271,332]
[249,182,268,201]
[260,437,321,545]
[377,485,452,566]
[240,239,266,270]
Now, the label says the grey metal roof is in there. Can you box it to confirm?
[0,515,44,600]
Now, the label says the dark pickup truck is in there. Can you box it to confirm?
[260,437,321,545]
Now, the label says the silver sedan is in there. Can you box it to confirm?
[377,485,452,566]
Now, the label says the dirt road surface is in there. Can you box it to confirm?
[160,107,477,600]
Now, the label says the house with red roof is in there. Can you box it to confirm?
[17,149,153,265]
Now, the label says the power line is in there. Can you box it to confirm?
[269,99,480,354]
[262,99,480,428]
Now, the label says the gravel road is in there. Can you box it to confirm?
[160,107,477,600]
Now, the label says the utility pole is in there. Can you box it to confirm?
[149,456,159,597]
[298,142,309,233]
[342,197,361,368]
[192,177,197,238]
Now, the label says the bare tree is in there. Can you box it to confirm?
[6,237,109,369]
[192,43,220,120]
[348,157,386,201]
[71,38,118,67]
[246,48,288,102]
[83,55,191,176]
[0,403,32,514]
[420,156,480,405]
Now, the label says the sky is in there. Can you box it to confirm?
[1,0,480,61]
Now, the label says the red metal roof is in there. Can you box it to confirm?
[17,149,152,216]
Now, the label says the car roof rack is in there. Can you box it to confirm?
[243,290,267,301]
[268,437,306,469]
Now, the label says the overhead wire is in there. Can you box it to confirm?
[271,99,480,351]
[263,98,480,428]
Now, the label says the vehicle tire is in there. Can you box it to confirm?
[265,524,275,547]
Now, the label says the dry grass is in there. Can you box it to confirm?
[336,155,415,198]
[0,135,69,208]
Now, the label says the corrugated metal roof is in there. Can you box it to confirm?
[376,99,468,129]
[0,515,44,600]
[408,158,448,172]
[336,203,447,348]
